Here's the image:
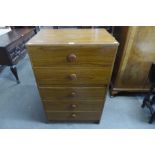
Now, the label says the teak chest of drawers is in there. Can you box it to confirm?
[26,29,118,123]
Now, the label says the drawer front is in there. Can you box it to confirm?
[43,100,103,111]
[33,67,111,87]
[28,46,116,67]
[7,37,23,52]
[9,45,26,60]
[39,87,106,100]
[46,111,101,121]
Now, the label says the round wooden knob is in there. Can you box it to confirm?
[69,74,77,80]
[67,53,77,62]
[71,104,77,108]
[71,92,76,97]
[71,113,77,118]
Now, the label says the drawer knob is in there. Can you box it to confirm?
[69,74,77,80]
[71,92,76,97]
[71,104,77,108]
[67,53,77,62]
[71,113,77,118]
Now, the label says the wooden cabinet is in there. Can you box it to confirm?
[111,26,155,96]
[27,29,118,122]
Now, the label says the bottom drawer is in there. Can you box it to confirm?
[46,111,101,122]
[43,100,104,111]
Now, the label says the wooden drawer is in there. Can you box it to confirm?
[43,100,104,111]
[39,87,106,100]
[46,111,101,122]
[33,67,111,87]
[28,46,116,67]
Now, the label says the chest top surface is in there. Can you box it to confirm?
[27,29,118,46]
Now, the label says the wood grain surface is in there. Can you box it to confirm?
[27,29,118,122]
[46,111,101,122]
[33,67,111,87]
[27,29,118,45]
[43,100,104,111]
[27,45,116,67]
[39,87,106,100]
[111,26,155,94]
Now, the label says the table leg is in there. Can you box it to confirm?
[149,113,155,124]
[10,66,20,84]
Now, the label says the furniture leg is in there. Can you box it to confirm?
[141,86,153,108]
[141,96,149,108]
[150,95,155,105]
[109,84,118,97]
[10,66,20,84]
[149,112,155,124]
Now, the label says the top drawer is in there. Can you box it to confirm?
[27,45,116,67]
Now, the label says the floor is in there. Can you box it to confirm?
[0,54,154,129]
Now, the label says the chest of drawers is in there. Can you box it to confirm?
[27,29,118,123]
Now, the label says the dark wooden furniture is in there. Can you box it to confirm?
[27,29,118,123]
[0,28,36,83]
[48,26,114,33]
[14,28,37,44]
[110,26,155,96]
[142,63,155,123]
[11,26,40,34]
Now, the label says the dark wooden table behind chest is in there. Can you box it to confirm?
[0,28,36,83]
